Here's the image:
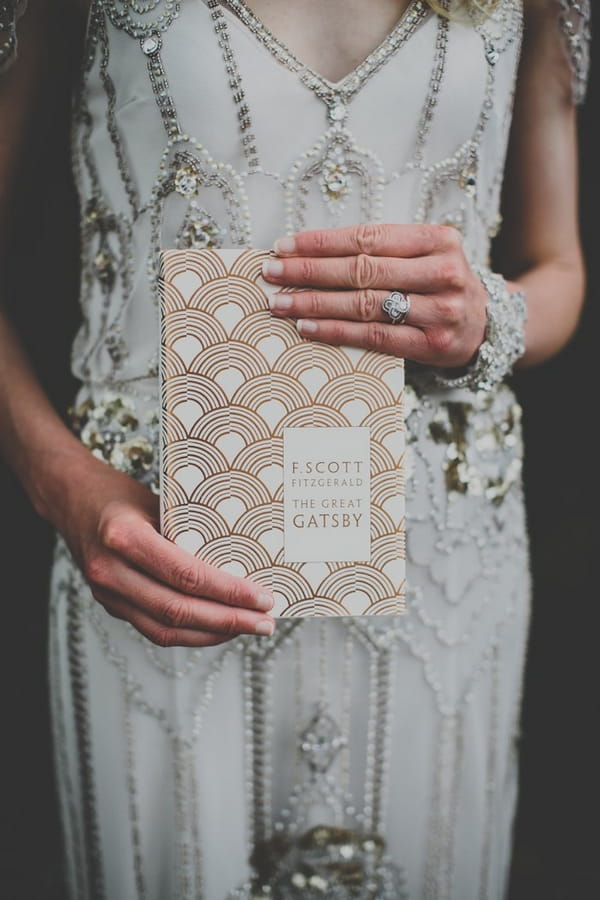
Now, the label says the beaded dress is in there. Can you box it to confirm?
[2,0,590,898]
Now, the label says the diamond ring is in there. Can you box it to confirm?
[381,291,411,325]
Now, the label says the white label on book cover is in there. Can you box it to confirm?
[283,426,371,562]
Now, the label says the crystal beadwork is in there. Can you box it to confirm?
[70,394,160,493]
[299,706,346,774]
[323,162,348,198]
[237,825,408,899]
[178,208,224,249]
[485,41,500,65]
[328,100,347,124]
[94,250,116,288]
[141,34,160,56]
[558,0,592,105]
[459,164,478,197]
[174,165,199,197]
[432,269,527,393]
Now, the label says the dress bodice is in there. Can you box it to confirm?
[71,0,523,385]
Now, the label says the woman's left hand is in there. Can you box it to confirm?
[261,223,489,369]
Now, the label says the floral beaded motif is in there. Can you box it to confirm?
[235,824,409,899]
[70,393,160,493]
[424,391,522,502]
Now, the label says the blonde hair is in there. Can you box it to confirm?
[423,0,500,20]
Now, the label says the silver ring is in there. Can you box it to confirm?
[382,291,410,325]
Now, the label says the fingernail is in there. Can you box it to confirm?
[262,259,284,279]
[255,591,275,611]
[255,619,275,636]
[297,318,317,334]
[273,236,296,255]
[268,293,293,311]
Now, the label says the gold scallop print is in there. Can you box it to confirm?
[159,248,406,617]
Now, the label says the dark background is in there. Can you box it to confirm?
[1,15,598,900]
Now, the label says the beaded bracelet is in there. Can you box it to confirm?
[431,267,527,393]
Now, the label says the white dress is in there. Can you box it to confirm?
[5,0,582,897]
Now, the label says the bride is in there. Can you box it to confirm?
[0,1,590,897]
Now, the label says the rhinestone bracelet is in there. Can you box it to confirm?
[432,267,527,393]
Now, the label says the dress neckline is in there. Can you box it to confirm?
[218,0,430,98]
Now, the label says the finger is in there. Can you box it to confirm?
[273,223,461,259]
[262,253,451,292]
[295,316,437,361]
[269,288,454,328]
[91,560,276,637]
[98,591,237,648]
[99,514,275,611]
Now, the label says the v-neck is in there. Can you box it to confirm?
[218,0,430,99]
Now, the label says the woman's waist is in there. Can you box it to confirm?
[69,375,522,503]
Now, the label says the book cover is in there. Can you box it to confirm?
[159,248,406,617]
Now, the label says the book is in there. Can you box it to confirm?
[159,248,406,617]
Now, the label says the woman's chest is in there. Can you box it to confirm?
[94,0,521,159]
[78,0,523,245]
[229,0,415,83]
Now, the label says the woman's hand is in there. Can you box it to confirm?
[262,223,489,368]
[54,450,276,647]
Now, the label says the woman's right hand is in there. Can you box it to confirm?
[0,5,277,649]
[54,449,276,647]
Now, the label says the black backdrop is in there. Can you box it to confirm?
[0,15,598,899]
